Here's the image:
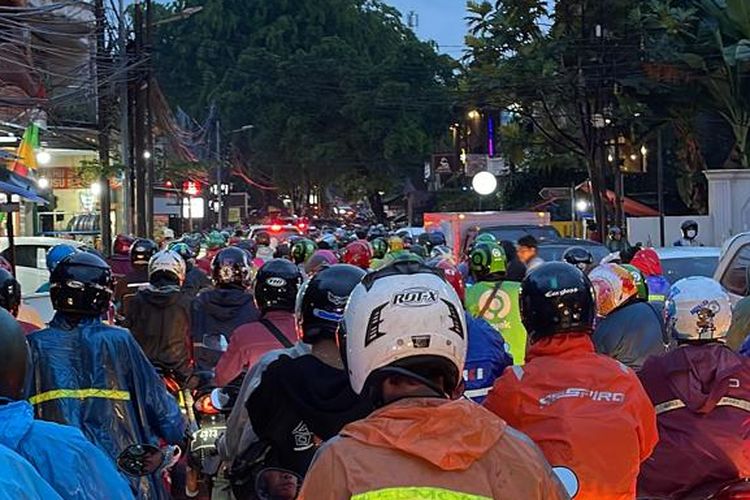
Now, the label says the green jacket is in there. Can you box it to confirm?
[465,280,527,364]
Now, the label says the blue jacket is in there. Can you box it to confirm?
[740,335,750,357]
[0,443,62,499]
[463,312,513,403]
[0,400,132,499]
[26,314,185,499]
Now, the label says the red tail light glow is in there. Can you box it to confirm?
[270,224,282,232]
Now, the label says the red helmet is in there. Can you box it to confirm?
[630,248,663,277]
[113,234,135,256]
[340,240,372,270]
[435,259,465,303]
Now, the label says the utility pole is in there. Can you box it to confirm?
[145,0,154,237]
[216,120,222,228]
[118,0,131,235]
[95,0,112,256]
[133,0,147,237]
[657,129,665,247]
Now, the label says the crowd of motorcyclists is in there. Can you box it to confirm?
[0,219,747,499]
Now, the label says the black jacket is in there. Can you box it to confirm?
[126,285,193,382]
[593,300,667,371]
[114,266,149,314]
[191,288,260,342]
[246,354,373,476]
[183,266,211,298]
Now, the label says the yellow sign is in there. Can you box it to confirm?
[228,207,241,223]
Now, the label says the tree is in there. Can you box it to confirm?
[153,0,457,218]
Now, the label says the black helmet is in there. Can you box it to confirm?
[233,239,258,259]
[429,231,447,247]
[130,238,158,266]
[681,219,698,233]
[254,231,271,247]
[0,307,27,399]
[274,242,291,259]
[416,232,431,249]
[0,269,21,316]
[409,244,427,259]
[561,246,594,272]
[296,264,365,343]
[50,252,113,316]
[211,247,252,289]
[520,262,595,344]
[254,259,303,314]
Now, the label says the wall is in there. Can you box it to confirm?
[627,216,715,247]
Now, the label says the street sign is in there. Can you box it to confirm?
[539,187,573,200]
[431,153,459,174]
[464,154,488,177]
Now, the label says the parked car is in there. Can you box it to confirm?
[536,239,610,264]
[479,224,562,244]
[0,237,85,293]
[654,246,720,285]
[247,224,303,245]
[714,232,750,303]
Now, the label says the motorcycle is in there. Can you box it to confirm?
[117,443,182,492]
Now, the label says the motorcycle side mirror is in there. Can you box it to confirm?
[552,466,579,498]
[117,444,164,477]
[255,467,303,500]
[203,333,229,352]
[210,387,229,411]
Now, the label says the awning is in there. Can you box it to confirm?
[0,169,48,205]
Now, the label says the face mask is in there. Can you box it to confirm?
[686,230,697,239]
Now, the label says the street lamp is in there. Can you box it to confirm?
[37,177,49,189]
[576,199,590,212]
[472,171,497,196]
[36,150,51,165]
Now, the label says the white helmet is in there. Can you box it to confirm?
[148,250,186,285]
[665,277,731,342]
[340,262,467,395]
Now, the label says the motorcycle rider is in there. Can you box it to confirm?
[0,308,132,499]
[109,234,135,278]
[214,258,302,386]
[114,238,158,315]
[303,249,338,276]
[484,262,658,500]
[36,243,79,293]
[168,241,210,297]
[290,238,317,270]
[369,237,388,270]
[562,245,595,273]
[245,264,372,478]
[125,250,193,383]
[516,235,544,270]
[0,268,37,334]
[607,225,631,253]
[26,252,185,499]
[630,247,671,310]
[340,239,372,270]
[191,246,260,344]
[300,261,567,500]
[465,241,527,364]
[590,264,666,370]
[674,219,703,247]
[431,258,512,402]
[196,231,226,274]
[638,277,750,497]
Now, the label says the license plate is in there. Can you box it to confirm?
[191,426,226,450]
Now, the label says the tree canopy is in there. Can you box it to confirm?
[154,0,458,214]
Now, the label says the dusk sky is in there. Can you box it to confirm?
[385,0,469,57]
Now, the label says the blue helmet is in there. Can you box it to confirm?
[46,244,79,273]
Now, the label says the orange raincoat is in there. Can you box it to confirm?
[299,397,567,499]
[484,333,658,500]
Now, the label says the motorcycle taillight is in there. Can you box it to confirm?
[194,393,220,415]
[163,376,181,395]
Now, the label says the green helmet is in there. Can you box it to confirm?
[475,233,497,244]
[621,264,649,301]
[205,230,226,250]
[291,238,317,265]
[372,237,388,259]
[469,242,507,280]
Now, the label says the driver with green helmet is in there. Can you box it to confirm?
[464,241,527,364]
